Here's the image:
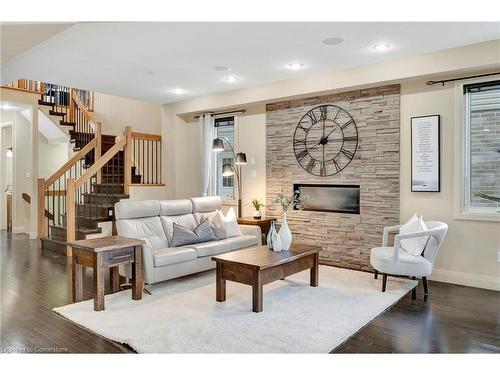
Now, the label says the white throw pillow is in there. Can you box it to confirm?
[220,207,242,238]
[399,215,429,256]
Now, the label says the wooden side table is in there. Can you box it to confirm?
[237,217,277,245]
[69,236,145,311]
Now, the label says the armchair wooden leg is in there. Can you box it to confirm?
[381,273,387,292]
[422,277,428,301]
[411,276,416,300]
[374,270,378,280]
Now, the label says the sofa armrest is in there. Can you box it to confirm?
[119,239,155,284]
[238,224,262,246]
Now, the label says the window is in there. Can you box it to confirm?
[463,81,500,212]
[214,117,235,198]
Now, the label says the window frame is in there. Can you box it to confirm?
[212,116,238,201]
[454,76,500,222]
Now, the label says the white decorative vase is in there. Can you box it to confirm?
[267,221,276,249]
[278,212,292,250]
[253,210,262,219]
[272,230,282,252]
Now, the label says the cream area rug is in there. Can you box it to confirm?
[54,266,416,353]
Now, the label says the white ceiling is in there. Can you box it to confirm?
[1,22,500,104]
[0,23,74,64]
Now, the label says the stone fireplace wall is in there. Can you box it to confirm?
[265,84,400,270]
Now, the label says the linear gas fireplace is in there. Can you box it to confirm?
[293,184,360,214]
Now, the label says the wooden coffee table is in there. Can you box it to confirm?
[212,244,321,313]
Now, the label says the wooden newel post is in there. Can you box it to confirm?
[124,126,132,195]
[69,88,75,123]
[37,178,46,248]
[95,122,102,184]
[66,178,76,257]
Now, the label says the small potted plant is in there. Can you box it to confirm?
[250,198,265,219]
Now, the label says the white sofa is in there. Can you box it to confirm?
[114,196,261,284]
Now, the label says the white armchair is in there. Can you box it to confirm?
[370,221,448,300]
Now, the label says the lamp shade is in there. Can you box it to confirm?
[212,138,225,152]
[222,163,234,176]
[235,152,247,165]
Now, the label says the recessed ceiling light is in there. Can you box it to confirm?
[169,88,187,95]
[213,66,231,72]
[223,75,240,83]
[287,62,305,70]
[322,37,343,46]
[372,43,391,52]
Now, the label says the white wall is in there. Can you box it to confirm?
[400,79,500,289]
[162,41,500,290]
[0,123,13,230]
[37,141,69,179]
[93,92,162,136]
[13,111,33,233]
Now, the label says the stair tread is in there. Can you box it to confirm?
[82,192,129,198]
[61,213,113,222]
[76,203,114,208]
[93,183,124,186]
[60,121,75,126]
[42,236,66,245]
[38,100,54,106]
[49,224,102,234]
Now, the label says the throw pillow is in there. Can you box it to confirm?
[170,218,216,247]
[202,211,227,240]
[399,215,429,256]
[222,207,242,238]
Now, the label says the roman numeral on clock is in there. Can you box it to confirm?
[340,119,354,130]
[332,158,341,173]
[306,158,316,172]
[319,161,326,176]
[320,106,327,121]
[294,138,306,147]
[306,110,317,124]
[340,148,354,159]
[296,149,308,161]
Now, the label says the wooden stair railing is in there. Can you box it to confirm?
[65,129,129,255]
[38,136,99,248]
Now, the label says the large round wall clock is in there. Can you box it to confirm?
[293,104,358,177]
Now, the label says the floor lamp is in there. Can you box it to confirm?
[212,137,247,218]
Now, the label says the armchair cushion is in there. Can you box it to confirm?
[399,215,429,256]
[370,246,432,277]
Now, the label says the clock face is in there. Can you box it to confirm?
[293,104,358,176]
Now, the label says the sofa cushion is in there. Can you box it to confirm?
[115,216,168,250]
[191,234,258,258]
[202,211,227,240]
[222,207,242,238]
[153,247,197,267]
[190,240,232,258]
[191,196,222,213]
[224,234,258,251]
[370,246,432,277]
[171,218,216,247]
[115,200,160,220]
[160,214,198,246]
[159,199,193,216]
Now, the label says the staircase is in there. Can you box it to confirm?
[2,79,163,255]
[34,86,153,254]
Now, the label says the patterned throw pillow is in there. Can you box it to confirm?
[202,211,227,240]
[170,218,216,247]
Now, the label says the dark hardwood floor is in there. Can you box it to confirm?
[1,231,499,353]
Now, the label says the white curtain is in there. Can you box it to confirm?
[200,114,215,196]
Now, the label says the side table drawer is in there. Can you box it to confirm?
[102,247,135,266]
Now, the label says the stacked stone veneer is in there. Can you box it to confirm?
[265,84,401,270]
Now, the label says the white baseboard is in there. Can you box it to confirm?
[12,226,25,234]
[430,268,500,291]
[29,231,37,239]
